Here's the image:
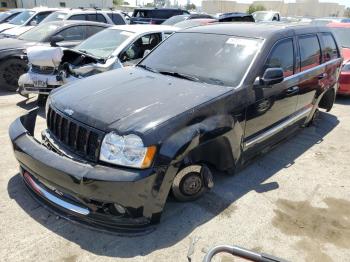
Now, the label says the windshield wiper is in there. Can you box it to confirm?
[158,71,200,82]
[137,64,158,73]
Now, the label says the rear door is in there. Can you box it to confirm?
[244,37,299,151]
[295,34,325,112]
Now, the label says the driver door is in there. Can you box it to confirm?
[244,38,299,152]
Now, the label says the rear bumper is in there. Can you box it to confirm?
[338,73,350,95]
[9,109,172,232]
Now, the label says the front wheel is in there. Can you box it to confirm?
[0,58,27,92]
[172,165,207,202]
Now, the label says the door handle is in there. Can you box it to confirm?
[318,73,327,79]
[286,86,299,95]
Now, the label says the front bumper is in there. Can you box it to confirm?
[9,109,172,233]
[18,72,77,95]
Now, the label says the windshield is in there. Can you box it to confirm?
[0,11,15,21]
[74,29,133,58]
[41,12,68,23]
[18,23,60,42]
[9,10,34,25]
[253,12,273,22]
[331,27,350,48]
[140,33,262,87]
[163,15,187,25]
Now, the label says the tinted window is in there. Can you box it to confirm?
[58,26,86,41]
[69,14,86,21]
[266,39,294,77]
[321,33,339,62]
[299,35,321,71]
[107,13,125,24]
[87,14,107,23]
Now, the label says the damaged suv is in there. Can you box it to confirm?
[10,23,341,231]
[18,25,177,105]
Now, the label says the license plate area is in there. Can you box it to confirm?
[32,77,47,88]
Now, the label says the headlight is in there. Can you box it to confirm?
[342,61,350,72]
[99,132,156,169]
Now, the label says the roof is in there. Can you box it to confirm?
[53,9,123,15]
[182,22,331,39]
[44,20,112,28]
[109,24,178,33]
[133,8,187,11]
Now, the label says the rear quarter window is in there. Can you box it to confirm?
[298,35,321,71]
[107,13,125,24]
[321,33,339,62]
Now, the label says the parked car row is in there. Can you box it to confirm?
[8,20,344,232]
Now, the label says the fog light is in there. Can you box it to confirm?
[113,203,126,214]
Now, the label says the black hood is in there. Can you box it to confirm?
[0,38,36,51]
[51,67,231,134]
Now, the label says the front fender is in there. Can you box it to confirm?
[158,114,244,169]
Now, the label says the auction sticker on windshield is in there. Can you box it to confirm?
[226,37,261,48]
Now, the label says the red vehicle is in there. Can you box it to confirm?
[328,22,350,95]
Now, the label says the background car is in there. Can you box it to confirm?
[218,12,255,22]
[173,18,217,29]
[162,13,214,25]
[130,8,189,24]
[0,9,25,24]
[252,11,280,22]
[328,22,350,95]
[311,17,350,26]
[41,9,127,25]
[18,24,178,104]
[0,20,110,91]
[0,8,58,38]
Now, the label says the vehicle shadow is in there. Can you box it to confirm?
[335,95,350,105]
[7,111,339,258]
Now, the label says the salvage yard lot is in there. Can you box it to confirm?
[0,91,349,262]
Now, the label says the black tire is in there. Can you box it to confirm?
[172,165,206,202]
[37,94,48,107]
[0,58,27,92]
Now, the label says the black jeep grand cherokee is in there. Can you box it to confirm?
[9,23,342,232]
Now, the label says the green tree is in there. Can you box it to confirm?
[247,4,266,14]
[113,0,124,6]
[344,7,350,18]
[185,3,196,11]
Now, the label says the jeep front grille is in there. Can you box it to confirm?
[46,106,104,162]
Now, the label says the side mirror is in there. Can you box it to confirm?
[143,49,151,58]
[260,68,284,86]
[30,20,37,26]
[50,35,64,47]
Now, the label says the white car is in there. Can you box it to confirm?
[0,8,58,38]
[252,11,281,22]
[18,25,178,104]
[41,9,127,25]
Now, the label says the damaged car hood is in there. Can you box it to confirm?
[50,67,232,133]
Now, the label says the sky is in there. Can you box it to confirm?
[128,0,350,7]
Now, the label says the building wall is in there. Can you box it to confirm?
[1,0,17,8]
[202,0,346,18]
[16,0,114,9]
